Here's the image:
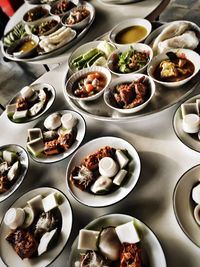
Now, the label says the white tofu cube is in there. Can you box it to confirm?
[115,221,140,244]
[27,195,44,214]
[78,229,99,250]
[6,104,16,115]
[27,137,44,157]
[115,150,129,168]
[28,128,43,141]
[42,193,58,212]
[13,110,28,120]
[113,169,128,186]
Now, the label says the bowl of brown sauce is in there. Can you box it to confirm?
[147,49,200,87]
[109,18,152,47]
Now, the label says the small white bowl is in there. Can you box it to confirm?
[7,35,39,58]
[104,73,155,114]
[109,18,152,46]
[61,5,91,30]
[147,48,200,88]
[107,43,153,76]
[50,0,76,17]
[25,15,61,36]
[64,66,112,102]
[23,5,50,26]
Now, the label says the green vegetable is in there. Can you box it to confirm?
[3,22,26,47]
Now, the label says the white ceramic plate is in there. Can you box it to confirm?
[69,213,167,267]
[0,187,73,267]
[27,110,86,163]
[173,94,200,153]
[0,144,29,202]
[66,136,141,207]
[7,83,56,124]
[173,165,200,247]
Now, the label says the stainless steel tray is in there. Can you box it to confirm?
[1,2,95,63]
[65,22,200,121]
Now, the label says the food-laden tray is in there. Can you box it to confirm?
[64,21,200,122]
[1,1,95,62]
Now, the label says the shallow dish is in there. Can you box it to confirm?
[64,66,112,102]
[23,5,50,26]
[173,165,200,247]
[0,187,72,267]
[50,0,76,17]
[145,20,200,56]
[6,83,56,124]
[0,144,29,203]
[147,48,200,88]
[173,94,200,153]
[6,34,39,58]
[66,136,141,207]
[26,110,86,163]
[109,18,152,46]
[25,15,61,37]
[69,213,166,266]
[107,43,153,76]
[68,40,116,73]
[104,73,155,114]
[25,0,57,4]
[61,4,91,30]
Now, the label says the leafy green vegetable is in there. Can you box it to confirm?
[3,22,26,47]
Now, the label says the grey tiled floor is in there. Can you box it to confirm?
[0,0,200,114]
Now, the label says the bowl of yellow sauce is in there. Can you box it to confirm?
[109,18,152,46]
[7,34,39,58]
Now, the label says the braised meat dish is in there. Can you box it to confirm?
[111,76,150,109]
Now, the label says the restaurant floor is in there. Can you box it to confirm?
[0,0,199,114]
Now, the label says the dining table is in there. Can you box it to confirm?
[0,0,200,266]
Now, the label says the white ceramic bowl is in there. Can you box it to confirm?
[104,73,155,114]
[107,43,153,76]
[147,48,200,88]
[66,136,141,207]
[109,18,152,46]
[64,66,112,102]
[25,15,61,36]
[50,0,76,17]
[23,5,50,26]
[7,34,39,58]
[68,40,116,73]
[61,4,92,30]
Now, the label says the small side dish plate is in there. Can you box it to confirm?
[7,83,56,124]
[0,144,29,202]
[173,165,200,247]
[66,136,141,207]
[26,110,86,163]
[0,187,73,267]
[173,94,200,153]
[69,213,167,267]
